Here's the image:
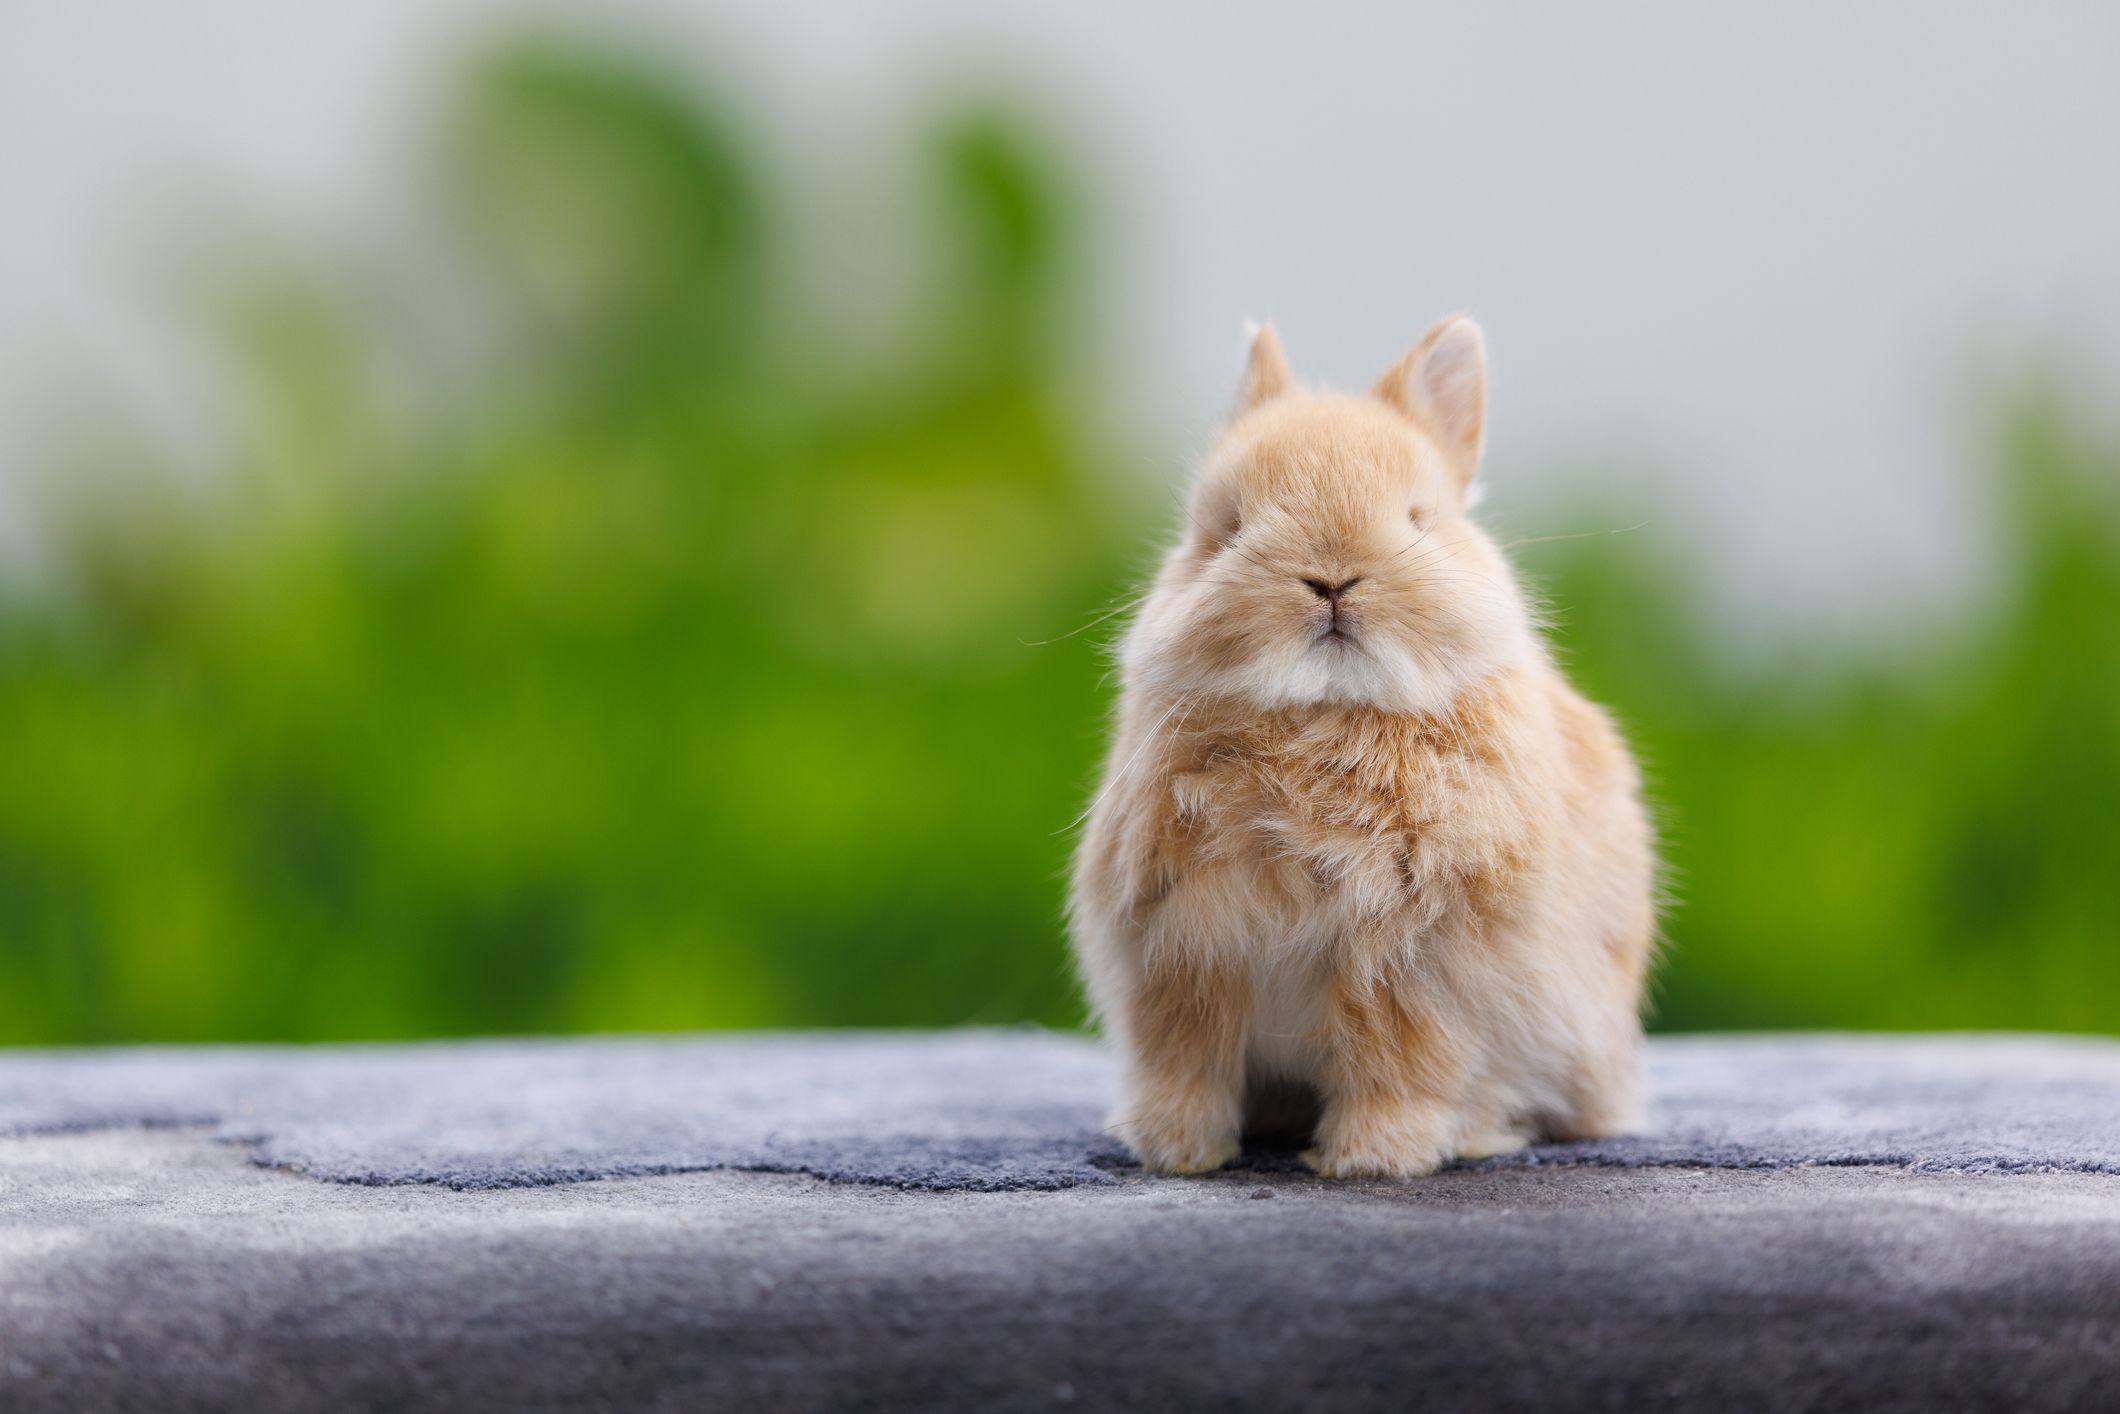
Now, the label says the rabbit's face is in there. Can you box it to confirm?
[1124,393,1533,716]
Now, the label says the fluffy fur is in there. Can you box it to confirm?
[1069,316,1657,1178]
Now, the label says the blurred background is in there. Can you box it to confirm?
[1,3,2115,1044]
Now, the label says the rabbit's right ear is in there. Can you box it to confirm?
[1233,321,1292,418]
[1372,314,1486,489]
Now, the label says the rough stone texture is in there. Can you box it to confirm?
[3,1031,2119,1191]
[3,1032,2119,1412]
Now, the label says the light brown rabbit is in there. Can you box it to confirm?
[1070,317,1657,1178]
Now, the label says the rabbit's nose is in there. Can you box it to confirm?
[1301,576,1362,605]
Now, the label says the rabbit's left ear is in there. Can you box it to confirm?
[1373,314,1487,488]
[1233,321,1293,418]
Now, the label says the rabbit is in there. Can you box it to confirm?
[1069,316,1657,1179]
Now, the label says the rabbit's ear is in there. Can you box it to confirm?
[1373,314,1487,488]
[1233,321,1293,418]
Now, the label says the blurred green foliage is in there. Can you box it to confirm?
[0,42,2113,1043]
[1536,397,2120,1032]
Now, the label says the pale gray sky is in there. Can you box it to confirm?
[4,1,2116,643]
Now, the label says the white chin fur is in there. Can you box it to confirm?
[1132,633,1509,718]
[1238,639,1474,716]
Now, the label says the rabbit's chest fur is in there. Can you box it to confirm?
[1110,672,1560,1089]
[1141,670,1551,960]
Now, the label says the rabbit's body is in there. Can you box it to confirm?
[1070,321,1656,1178]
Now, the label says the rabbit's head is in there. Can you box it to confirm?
[1122,316,1537,715]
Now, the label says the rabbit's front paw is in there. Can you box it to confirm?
[1138,1129,1240,1176]
[1454,1125,1531,1161]
[1304,1102,1450,1180]
[1114,1098,1241,1176]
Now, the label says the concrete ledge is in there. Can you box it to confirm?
[4,1033,2119,1411]
[5,1031,2119,1189]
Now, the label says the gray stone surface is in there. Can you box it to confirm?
[4,1031,2120,1191]
[4,1032,2120,1412]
